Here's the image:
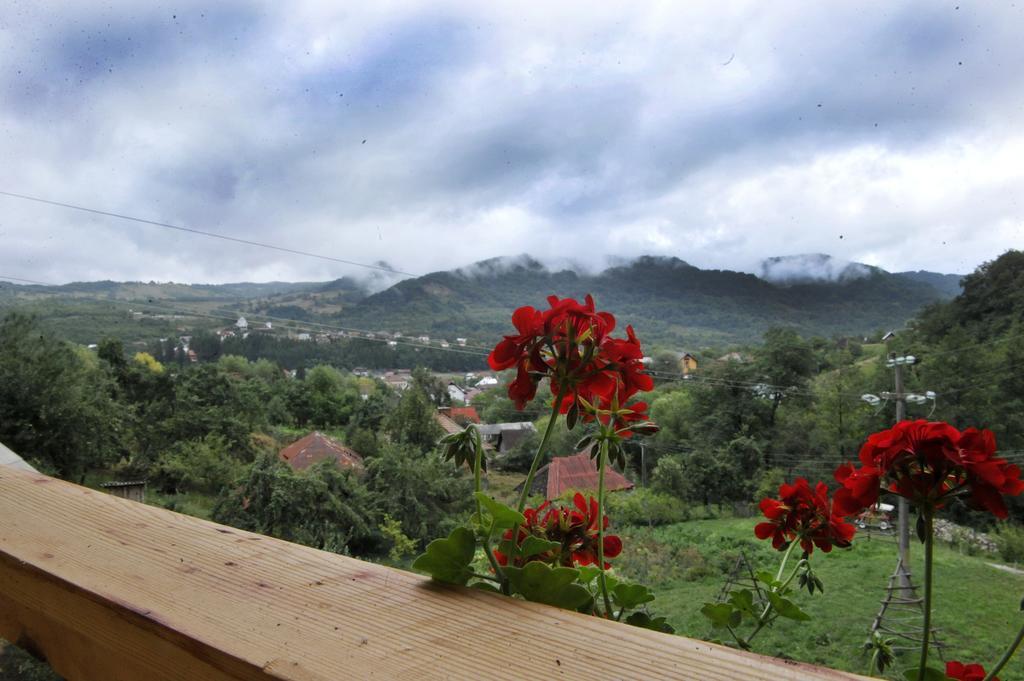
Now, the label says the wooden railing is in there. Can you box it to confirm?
[0,467,868,680]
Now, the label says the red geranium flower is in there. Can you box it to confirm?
[488,295,655,416]
[834,420,1024,519]
[755,478,855,554]
[946,660,996,681]
[494,493,622,569]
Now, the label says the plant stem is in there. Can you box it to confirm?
[984,618,1024,681]
[471,572,501,583]
[749,541,802,644]
[596,438,614,617]
[472,426,483,519]
[776,540,798,582]
[517,386,565,513]
[481,520,508,594]
[778,559,808,592]
[472,426,506,588]
[917,509,935,681]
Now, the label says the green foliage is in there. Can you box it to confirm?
[363,443,472,547]
[0,312,126,478]
[212,454,378,555]
[384,384,443,450]
[604,488,690,526]
[474,492,525,527]
[380,514,418,562]
[503,562,593,610]
[410,526,476,585]
[995,523,1024,564]
[151,435,243,495]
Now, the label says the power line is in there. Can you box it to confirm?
[0,190,418,278]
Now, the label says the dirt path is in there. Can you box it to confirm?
[987,562,1024,576]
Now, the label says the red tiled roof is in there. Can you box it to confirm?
[434,412,464,436]
[535,451,635,500]
[448,406,481,424]
[279,432,363,471]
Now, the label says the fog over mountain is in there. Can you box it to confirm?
[758,254,874,284]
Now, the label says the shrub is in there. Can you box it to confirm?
[995,523,1024,564]
[604,488,690,526]
[151,435,243,495]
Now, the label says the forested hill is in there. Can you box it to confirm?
[0,254,963,348]
[335,255,959,346]
[901,249,1024,449]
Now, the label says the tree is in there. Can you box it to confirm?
[384,384,442,450]
[0,313,126,479]
[151,435,242,495]
[363,443,472,546]
[212,454,378,555]
[755,327,815,427]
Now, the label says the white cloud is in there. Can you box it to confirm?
[0,1,1022,284]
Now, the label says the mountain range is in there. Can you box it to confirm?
[0,254,963,348]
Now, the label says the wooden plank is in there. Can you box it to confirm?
[0,468,869,680]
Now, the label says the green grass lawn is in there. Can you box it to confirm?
[614,516,1024,679]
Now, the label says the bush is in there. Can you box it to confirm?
[604,488,690,527]
[995,523,1024,564]
[151,435,243,495]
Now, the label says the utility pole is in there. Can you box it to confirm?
[864,350,943,657]
[891,352,911,584]
[877,351,934,583]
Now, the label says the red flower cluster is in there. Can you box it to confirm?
[495,493,623,569]
[488,295,653,417]
[755,478,856,554]
[834,420,1024,519]
[946,660,996,681]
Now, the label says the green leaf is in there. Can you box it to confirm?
[766,592,811,621]
[474,492,527,528]
[613,583,656,610]
[756,571,781,589]
[566,401,579,430]
[576,566,602,584]
[625,611,675,634]
[411,527,476,585]
[728,589,756,616]
[901,667,948,681]
[504,562,594,610]
[519,536,561,558]
[700,602,740,629]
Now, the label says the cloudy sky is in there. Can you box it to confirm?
[1,1,1022,286]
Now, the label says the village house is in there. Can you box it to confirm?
[477,422,536,453]
[447,382,468,404]
[382,370,412,390]
[514,451,634,500]
[679,352,698,374]
[438,405,482,425]
[279,432,363,472]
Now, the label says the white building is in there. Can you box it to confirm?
[448,382,468,403]
[236,317,248,330]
